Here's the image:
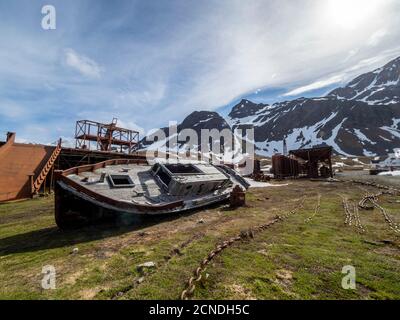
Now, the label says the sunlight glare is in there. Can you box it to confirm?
[325,0,382,29]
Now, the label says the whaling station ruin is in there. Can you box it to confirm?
[0,119,337,228]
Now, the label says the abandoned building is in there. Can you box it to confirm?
[0,119,142,202]
[272,146,333,179]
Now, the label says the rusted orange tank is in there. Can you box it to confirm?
[272,154,299,179]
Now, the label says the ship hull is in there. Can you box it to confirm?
[54,158,248,229]
[55,178,231,229]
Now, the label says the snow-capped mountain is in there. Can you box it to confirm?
[140,111,230,150]
[227,97,400,156]
[142,56,400,157]
[328,56,400,105]
[179,111,231,133]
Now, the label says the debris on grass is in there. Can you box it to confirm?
[137,262,156,274]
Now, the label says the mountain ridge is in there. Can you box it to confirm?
[141,55,400,156]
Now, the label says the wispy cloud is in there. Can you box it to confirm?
[284,74,344,97]
[368,29,388,47]
[0,99,29,120]
[64,48,103,78]
[283,46,400,97]
[0,0,399,143]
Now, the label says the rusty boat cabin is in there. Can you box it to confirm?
[54,158,249,228]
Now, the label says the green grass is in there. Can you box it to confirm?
[0,180,399,300]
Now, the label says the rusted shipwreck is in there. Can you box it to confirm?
[54,159,249,228]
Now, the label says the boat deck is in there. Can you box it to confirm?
[66,163,230,206]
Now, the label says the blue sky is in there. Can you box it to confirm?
[0,0,400,144]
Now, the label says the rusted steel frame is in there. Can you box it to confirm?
[77,134,138,146]
[32,139,62,193]
[76,119,139,134]
[75,120,139,152]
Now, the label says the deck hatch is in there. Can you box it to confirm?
[164,163,203,175]
[108,174,135,188]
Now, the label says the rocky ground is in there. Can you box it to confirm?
[0,175,399,300]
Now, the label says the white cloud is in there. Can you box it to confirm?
[322,0,383,30]
[283,46,400,97]
[154,0,400,119]
[368,29,388,47]
[343,49,359,62]
[64,48,103,78]
[116,119,145,136]
[0,99,30,119]
[1,0,400,144]
[347,48,400,72]
[284,74,344,96]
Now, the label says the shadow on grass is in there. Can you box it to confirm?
[0,202,232,256]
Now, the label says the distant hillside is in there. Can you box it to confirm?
[141,56,400,156]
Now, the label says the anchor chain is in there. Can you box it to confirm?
[340,195,365,233]
[370,199,400,234]
[180,196,306,300]
[305,194,321,223]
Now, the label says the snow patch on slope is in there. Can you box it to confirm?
[254,112,352,156]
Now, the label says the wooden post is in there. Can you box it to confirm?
[328,153,333,178]
[29,174,34,197]
[43,175,47,195]
[49,166,55,194]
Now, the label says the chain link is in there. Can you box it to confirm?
[180,196,306,300]
[347,179,398,195]
[358,192,381,210]
[370,198,400,234]
[340,195,366,233]
[354,187,399,234]
[305,194,321,223]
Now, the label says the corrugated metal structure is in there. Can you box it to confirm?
[272,154,300,179]
[289,146,333,178]
[0,129,145,203]
[272,146,333,179]
[0,133,60,202]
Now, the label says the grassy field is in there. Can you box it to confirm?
[0,179,399,300]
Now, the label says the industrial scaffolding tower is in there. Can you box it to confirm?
[75,118,139,154]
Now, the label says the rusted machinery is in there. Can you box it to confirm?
[272,154,300,179]
[272,146,333,179]
[289,146,333,178]
[75,118,139,154]
[249,159,271,181]
[230,185,246,208]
